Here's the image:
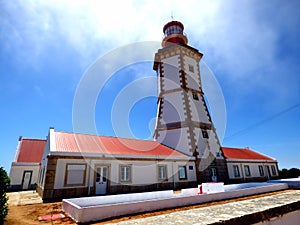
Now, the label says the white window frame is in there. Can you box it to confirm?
[258,165,264,176]
[119,165,132,183]
[244,165,251,177]
[178,166,187,180]
[158,165,167,181]
[233,165,240,177]
[271,165,277,176]
[64,163,87,187]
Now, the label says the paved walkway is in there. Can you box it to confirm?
[108,190,300,225]
[7,190,43,206]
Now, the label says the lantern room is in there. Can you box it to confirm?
[162,21,188,47]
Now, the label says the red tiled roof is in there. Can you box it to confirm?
[222,147,275,161]
[54,131,186,157]
[16,139,46,163]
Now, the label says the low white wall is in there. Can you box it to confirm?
[63,183,288,223]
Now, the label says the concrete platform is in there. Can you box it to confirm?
[7,190,43,206]
[62,182,288,223]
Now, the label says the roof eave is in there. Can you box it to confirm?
[226,158,277,163]
[49,151,194,160]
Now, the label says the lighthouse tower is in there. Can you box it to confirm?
[153,21,228,183]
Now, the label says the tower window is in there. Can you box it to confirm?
[192,93,199,100]
[188,64,194,73]
[202,130,209,139]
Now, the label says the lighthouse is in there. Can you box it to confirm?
[153,21,228,183]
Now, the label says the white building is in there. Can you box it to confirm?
[9,137,46,190]
[222,147,279,182]
[36,128,196,201]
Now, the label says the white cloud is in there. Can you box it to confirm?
[1,0,299,106]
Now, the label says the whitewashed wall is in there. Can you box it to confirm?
[161,56,181,91]
[183,55,201,91]
[156,128,191,156]
[10,164,40,186]
[189,93,211,124]
[227,161,278,180]
[161,92,186,124]
[193,128,221,158]
[53,158,196,189]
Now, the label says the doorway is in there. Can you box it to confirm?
[22,171,32,190]
[95,166,108,195]
[210,167,217,182]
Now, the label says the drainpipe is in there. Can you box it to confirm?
[156,158,159,190]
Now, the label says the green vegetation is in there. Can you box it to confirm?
[0,167,10,225]
[279,168,300,179]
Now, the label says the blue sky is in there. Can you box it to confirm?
[1,0,300,173]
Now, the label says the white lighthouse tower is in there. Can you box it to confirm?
[153,21,228,182]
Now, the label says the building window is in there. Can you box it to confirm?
[244,165,251,176]
[202,130,209,139]
[120,165,132,182]
[158,165,167,181]
[233,165,240,177]
[258,165,264,176]
[188,64,194,73]
[192,93,199,100]
[178,166,187,180]
[271,165,277,176]
[189,165,194,170]
[65,164,86,186]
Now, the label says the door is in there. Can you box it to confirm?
[211,167,217,182]
[22,171,32,190]
[95,167,108,195]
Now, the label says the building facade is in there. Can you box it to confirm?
[222,147,279,182]
[9,137,46,191]
[36,128,196,201]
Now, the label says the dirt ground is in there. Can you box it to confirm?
[4,190,293,225]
